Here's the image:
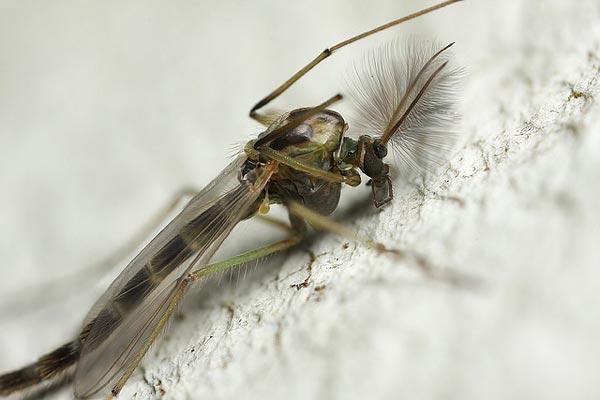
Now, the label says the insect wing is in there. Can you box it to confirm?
[73,155,273,399]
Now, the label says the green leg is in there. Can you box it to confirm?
[108,235,303,397]
[190,237,302,282]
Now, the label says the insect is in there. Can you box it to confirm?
[0,0,463,398]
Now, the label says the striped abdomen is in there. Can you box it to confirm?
[0,340,80,397]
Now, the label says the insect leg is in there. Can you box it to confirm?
[250,109,283,127]
[258,146,361,187]
[286,201,397,254]
[108,236,303,397]
[287,201,477,287]
[109,277,193,399]
[190,236,302,282]
[256,214,296,233]
[249,0,463,118]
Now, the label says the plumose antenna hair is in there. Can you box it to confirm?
[347,37,462,180]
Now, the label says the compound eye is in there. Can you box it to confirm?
[373,139,388,159]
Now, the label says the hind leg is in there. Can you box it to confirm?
[286,201,475,287]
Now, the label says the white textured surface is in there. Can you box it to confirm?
[1,1,600,399]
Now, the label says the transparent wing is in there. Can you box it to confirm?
[73,155,274,399]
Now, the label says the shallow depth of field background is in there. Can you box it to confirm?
[1,1,599,399]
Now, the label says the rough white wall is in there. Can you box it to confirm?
[1,0,599,399]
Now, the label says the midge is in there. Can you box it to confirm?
[0,0,463,398]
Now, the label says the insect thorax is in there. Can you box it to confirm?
[265,108,345,162]
[261,109,347,216]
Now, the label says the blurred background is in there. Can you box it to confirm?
[1,0,599,399]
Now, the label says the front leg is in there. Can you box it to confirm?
[258,146,361,187]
